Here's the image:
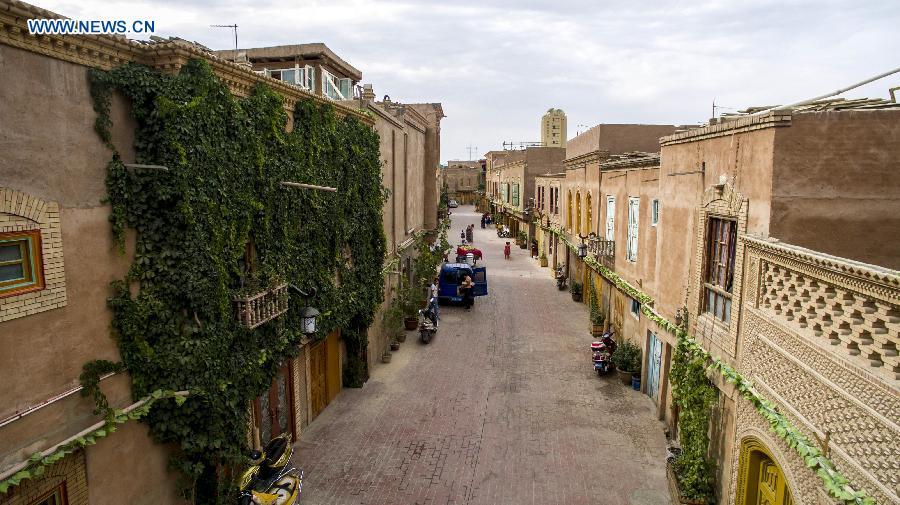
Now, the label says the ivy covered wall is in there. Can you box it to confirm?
[89,59,387,501]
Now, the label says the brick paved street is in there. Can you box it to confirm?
[295,205,670,505]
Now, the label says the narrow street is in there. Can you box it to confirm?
[296,205,670,505]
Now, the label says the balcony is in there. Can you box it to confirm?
[233,283,289,329]
[749,238,898,381]
[588,237,615,268]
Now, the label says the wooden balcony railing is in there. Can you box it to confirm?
[233,283,289,329]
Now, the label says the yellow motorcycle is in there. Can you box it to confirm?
[236,433,303,505]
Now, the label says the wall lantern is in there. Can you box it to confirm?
[299,306,320,335]
[290,284,320,336]
[576,233,589,259]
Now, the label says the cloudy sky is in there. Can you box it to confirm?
[43,0,900,162]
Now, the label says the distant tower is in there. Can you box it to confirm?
[541,108,567,148]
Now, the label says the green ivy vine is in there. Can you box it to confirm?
[88,59,386,502]
[555,227,875,505]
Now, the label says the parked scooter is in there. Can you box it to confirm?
[591,329,616,375]
[497,225,510,238]
[419,297,438,344]
[237,433,303,505]
[555,264,568,290]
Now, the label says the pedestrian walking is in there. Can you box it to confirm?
[466,224,474,243]
[460,273,474,310]
[504,241,511,260]
[460,230,465,241]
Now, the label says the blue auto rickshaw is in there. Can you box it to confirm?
[438,263,488,303]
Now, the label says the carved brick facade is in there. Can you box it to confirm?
[731,237,899,504]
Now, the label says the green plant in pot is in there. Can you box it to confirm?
[382,296,404,343]
[539,252,548,267]
[612,340,641,385]
[588,277,605,336]
[517,231,527,248]
[570,281,583,302]
[399,280,422,331]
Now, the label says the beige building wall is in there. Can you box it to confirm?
[0,44,185,504]
[541,108,567,148]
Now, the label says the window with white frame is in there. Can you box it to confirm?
[605,196,616,240]
[651,199,659,226]
[263,65,315,91]
[626,197,639,262]
[321,69,351,100]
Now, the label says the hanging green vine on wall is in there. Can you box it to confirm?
[88,59,386,502]
[670,340,717,501]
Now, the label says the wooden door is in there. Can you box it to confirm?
[254,362,295,443]
[325,330,342,404]
[646,332,662,401]
[756,457,793,505]
[309,340,327,421]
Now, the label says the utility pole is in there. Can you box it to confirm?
[211,24,238,50]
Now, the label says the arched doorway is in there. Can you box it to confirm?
[737,437,794,505]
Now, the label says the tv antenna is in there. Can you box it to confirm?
[466,144,478,160]
[211,24,238,50]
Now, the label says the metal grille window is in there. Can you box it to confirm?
[626,197,639,262]
[651,199,659,226]
[703,217,737,323]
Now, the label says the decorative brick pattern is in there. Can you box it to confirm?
[731,239,900,505]
[0,188,67,322]
[689,182,748,358]
[1,450,88,505]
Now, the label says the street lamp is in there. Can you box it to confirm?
[289,285,320,336]
[299,306,320,335]
[576,233,589,259]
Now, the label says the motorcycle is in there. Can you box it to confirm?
[555,264,568,290]
[237,433,303,505]
[591,330,616,375]
[419,297,438,344]
[497,226,510,238]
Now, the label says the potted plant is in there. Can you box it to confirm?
[612,340,641,385]
[539,252,548,267]
[570,281,583,302]
[400,283,421,331]
[382,296,404,343]
[516,231,527,248]
[588,278,605,336]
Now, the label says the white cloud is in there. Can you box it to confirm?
[35,0,900,161]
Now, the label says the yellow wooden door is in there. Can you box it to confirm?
[756,458,793,505]
[309,340,327,420]
[325,330,342,403]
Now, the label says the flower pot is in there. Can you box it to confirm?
[540,257,548,267]
[390,341,401,351]
[631,375,641,391]
[396,332,407,343]
[571,292,583,302]
[381,352,392,363]
[519,242,527,249]
[591,324,604,336]
[616,367,633,385]
[404,317,418,330]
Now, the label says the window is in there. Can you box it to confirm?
[0,230,44,297]
[29,483,66,505]
[605,196,616,240]
[586,193,592,234]
[630,298,640,319]
[575,192,582,234]
[266,65,314,91]
[567,191,573,229]
[321,69,351,100]
[702,217,737,323]
[511,183,520,206]
[651,199,659,226]
[626,197,639,262]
